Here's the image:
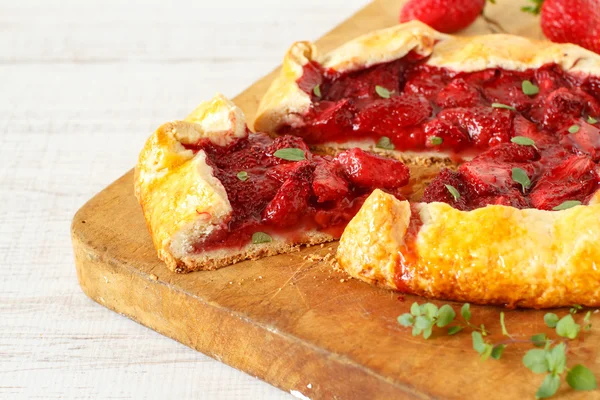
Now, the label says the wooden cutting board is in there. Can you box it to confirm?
[71,1,600,398]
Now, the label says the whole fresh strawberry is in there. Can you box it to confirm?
[399,0,486,33]
[523,0,600,54]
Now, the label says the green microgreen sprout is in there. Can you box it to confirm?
[522,80,540,96]
[313,84,321,98]
[492,102,517,111]
[375,85,393,99]
[398,303,598,398]
[376,136,394,150]
[445,184,460,202]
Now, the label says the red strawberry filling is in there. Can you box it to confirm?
[283,56,600,211]
[423,142,599,211]
[185,133,410,251]
[179,58,600,253]
[560,120,600,162]
[289,59,600,153]
[529,155,598,210]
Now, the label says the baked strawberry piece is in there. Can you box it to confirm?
[403,69,447,100]
[335,148,410,189]
[323,59,405,102]
[479,71,535,111]
[437,106,514,149]
[435,78,481,109]
[421,169,471,210]
[529,155,598,210]
[311,159,350,203]
[353,95,432,149]
[560,120,600,162]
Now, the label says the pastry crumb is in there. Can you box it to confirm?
[331,261,342,272]
[149,274,158,281]
[304,254,325,262]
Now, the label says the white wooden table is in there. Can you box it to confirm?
[0,1,368,398]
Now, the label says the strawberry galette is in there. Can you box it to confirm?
[136,22,600,307]
[254,22,600,307]
[135,94,409,272]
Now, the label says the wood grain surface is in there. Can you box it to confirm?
[69,1,600,399]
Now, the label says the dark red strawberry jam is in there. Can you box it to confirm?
[185,133,410,251]
[285,57,600,210]
[423,141,599,210]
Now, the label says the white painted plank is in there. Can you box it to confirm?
[0,0,367,63]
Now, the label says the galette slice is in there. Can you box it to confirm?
[135,94,409,273]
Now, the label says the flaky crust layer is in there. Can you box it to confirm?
[254,20,600,137]
[134,94,339,273]
[170,231,335,273]
[337,190,600,308]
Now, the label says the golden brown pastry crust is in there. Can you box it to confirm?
[254,20,600,136]
[337,190,600,308]
[134,94,337,273]
[135,94,242,271]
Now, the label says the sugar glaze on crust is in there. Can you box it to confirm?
[337,190,600,308]
[254,20,600,136]
[134,94,336,273]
